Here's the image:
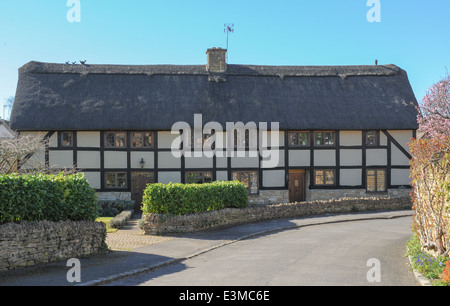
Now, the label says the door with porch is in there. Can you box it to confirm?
[289,170,305,202]
[131,172,155,212]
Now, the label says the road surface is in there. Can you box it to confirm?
[106,216,418,286]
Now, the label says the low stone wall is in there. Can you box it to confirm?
[0,220,106,272]
[96,191,131,201]
[142,197,412,235]
[249,190,289,205]
[308,188,412,201]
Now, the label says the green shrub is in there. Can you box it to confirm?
[0,172,98,223]
[407,233,450,285]
[141,181,249,215]
[98,200,135,217]
[109,210,133,229]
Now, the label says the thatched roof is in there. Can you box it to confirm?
[10,61,418,131]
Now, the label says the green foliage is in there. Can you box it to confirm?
[407,234,450,286]
[141,181,249,215]
[406,234,423,257]
[0,173,98,223]
[97,200,135,217]
[109,210,133,229]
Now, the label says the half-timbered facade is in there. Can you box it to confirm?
[10,48,418,207]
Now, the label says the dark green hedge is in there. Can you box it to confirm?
[0,173,98,223]
[141,181,249,215]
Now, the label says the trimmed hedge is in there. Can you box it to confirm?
[141,181,249,216]
[0,173,98,223]
[98,200,135,217]
[109,210,133,229]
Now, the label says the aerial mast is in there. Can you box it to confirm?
[224,23,234,63]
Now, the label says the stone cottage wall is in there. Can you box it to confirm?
[0,220,106,272]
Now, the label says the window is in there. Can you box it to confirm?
[314,132,335,146]
[234,130,249,149]
[105,132,126,148]
[190,130,213,149]
[132,132,153,148]
[232,171,259,195]
[232,128,257,149]
[288,131,309,147]
[314,169,336,186]
[60,131,73,147]
[365,131,378,146]
[105,172,127,189]
[366,169,386,192]
[186,171,213,184]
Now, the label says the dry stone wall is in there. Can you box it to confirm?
[142,197,412,235]
[0,220,106,272]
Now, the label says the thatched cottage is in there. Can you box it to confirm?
[10,48,418,209]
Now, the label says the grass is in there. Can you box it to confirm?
[406,233,450,286]
[96,217,118,233]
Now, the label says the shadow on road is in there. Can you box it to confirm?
[0,250,180,286]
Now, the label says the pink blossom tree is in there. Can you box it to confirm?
[417,73,450,138]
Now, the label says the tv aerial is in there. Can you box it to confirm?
[224,23,234,62]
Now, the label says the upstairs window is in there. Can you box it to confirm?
[231,128,258,149]
[105,132,126,148]
[314,132,335,146]
[365,131,379,146]
[190,131,213,150]
[60,131,73,147]
[132,132,153,148]
[288,131,310,147]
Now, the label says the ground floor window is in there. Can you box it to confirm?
[186,171,213,184]
[232,171,259,195]
[366,169,386,192]
[314,169,336,186]
[105,172,127,189]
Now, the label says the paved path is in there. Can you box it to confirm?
[105,215,171,251]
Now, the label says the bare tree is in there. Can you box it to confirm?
[0,133,78,175]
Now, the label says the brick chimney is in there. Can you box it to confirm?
[206,48,227,73]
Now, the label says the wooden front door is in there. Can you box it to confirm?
[131,172,155,212]
[289,171,305,203]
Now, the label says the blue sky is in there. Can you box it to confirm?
[1,1,449,119]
